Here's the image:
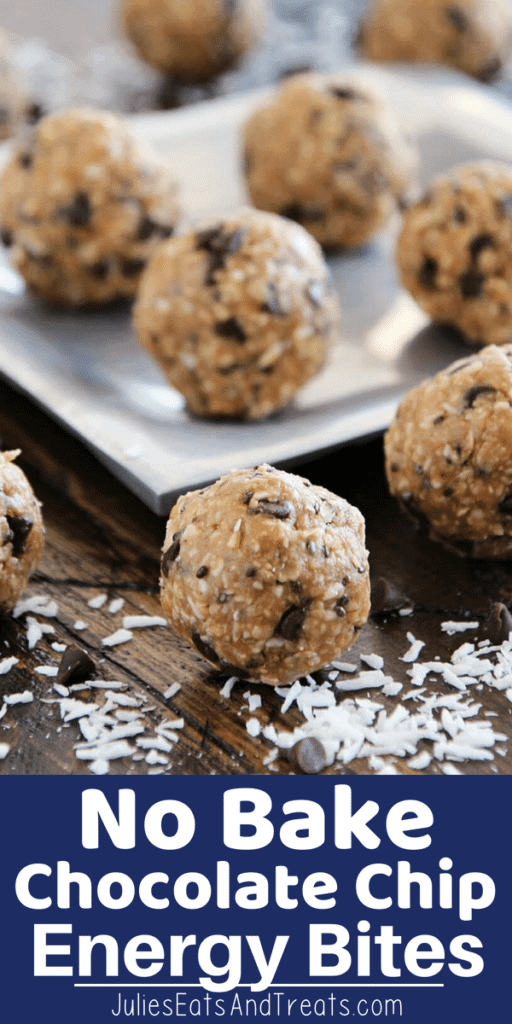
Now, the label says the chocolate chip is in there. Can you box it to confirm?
[453,206,466,223]
[161,533,182,574]
[25,102,44,125]
[498,494,512,515]
[242,491,254,505]
[57,190,91,227]
[245,567,256,577]
[287,736,329,774]
[275,601,311,642]
[475,466,488,477]
[418,255,438,290]
[191,631,220,664]
[196,565,209,578]
[445,6,469,31]
[459,268,484,298]
[19,152,33,169]
[280,203,324,223]
[478,57,502,82]
[306,281,324,306]
[433,415,445,425]
[5,516,32,559]
[220,660,251,679]
[469,234,494,261]
[1,228,13,247]
[196,225,246,286]
[463,384,496,408]
[120,257,146,277]
[247,499,294,519]
[87,260,109,280]
[218,592,232,603]
[56,645,96,687]
[330,86,361,100]
[335,594,349,617]
[214,317,247,342]
[399,494,429,530]
[443,487,454,497]
[484,601,512,643]
[261,281,286,316]
[370,576,411,615]
[136,215,174,241]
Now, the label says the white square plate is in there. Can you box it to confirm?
[1,63,512,514]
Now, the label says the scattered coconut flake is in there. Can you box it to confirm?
[108,598,125,614]
[53,683,69,697]
[399,607,414,616]
[13,595,58,619]
[146,749,169,766]
[86,679,125,689]
[58,698,98,722]
[147,767,165,775]
[74,620,87,631]
[106,692,140,707]
[401,633,425,663]
[376,765,400,774]
[0,656,19,675]
[368,756,386,770]
[122,615,167,629]
[89,758,110,775]
[246,717,262,737]
[407,751,432,770]
[3,691,33,705]
[262,747,278,766]
[51,642,67,653]
[0,742,10,758]
[441,763,464,775]
[164,682,181,699]
[506,688,512,703]
[382,681,403,697]
[331,660,357,672]
[360,653,384,670]
[136,735,175,752]
[34,665,58,677]
[88,593,107,609]
[247,693,262,712]
[0,704,7,721]
[26,616,55,649]
[156,717,184,733]
[336,670,396,692]
[76,740,134,761]
[101,628,133,647]
[220,677,238,698]
[441,620,479,635]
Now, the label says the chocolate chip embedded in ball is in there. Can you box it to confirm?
[160,464,370,685]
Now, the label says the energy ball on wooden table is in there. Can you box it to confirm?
[385,345,512,558]
[356,0,511,82]
[0,450,44,611]
[242,73,416,250]
[397,162,512,346]
[0,107,180,307]
[121,0,266,83]
[133,207,339,419]
[160,465,370,685]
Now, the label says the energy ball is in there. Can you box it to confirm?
[384,345,512,558]
[160,464,370,685]
[356,0,511,82]
[397,162,512,346]
[0,450,44,611]
[242,73,416,250]
[0,107,180,307]
[121,0,266,83]
[133,207,339,419]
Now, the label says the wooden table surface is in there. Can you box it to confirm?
[0,377,510,777]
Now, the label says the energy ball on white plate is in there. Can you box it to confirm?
[121,0,266,83]
[160,464,370,686]
[385,345,512,558]
[133,207,339,419]
[0,107,180,307]
[397,162,512,346]
[242,72,416,250]
[356,0,511,82]
[0,450,44,611]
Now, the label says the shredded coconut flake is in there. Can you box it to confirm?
[441,620,480,635]
[3,690,33,705]
[122,615,167,629]
[0,656,19,675]
[108,598,125,614]
[13,595,58,619]
[101,628,133,647]
[164,682,181,700]
[0,741,10,758]
[34,665,58,677]
[88,593,107,609]
[246,717,262,737]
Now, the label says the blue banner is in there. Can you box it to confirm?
[0,777,508,1022]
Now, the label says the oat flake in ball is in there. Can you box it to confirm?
[121,0,266,83]
[357,0,511,82]
[397,162,512,346]
[243,72,416,250]
[160,465,370,686]
[385,345,512,558]
[0,450,44,611]
[0,107,180,307]
[133,207,339,419]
